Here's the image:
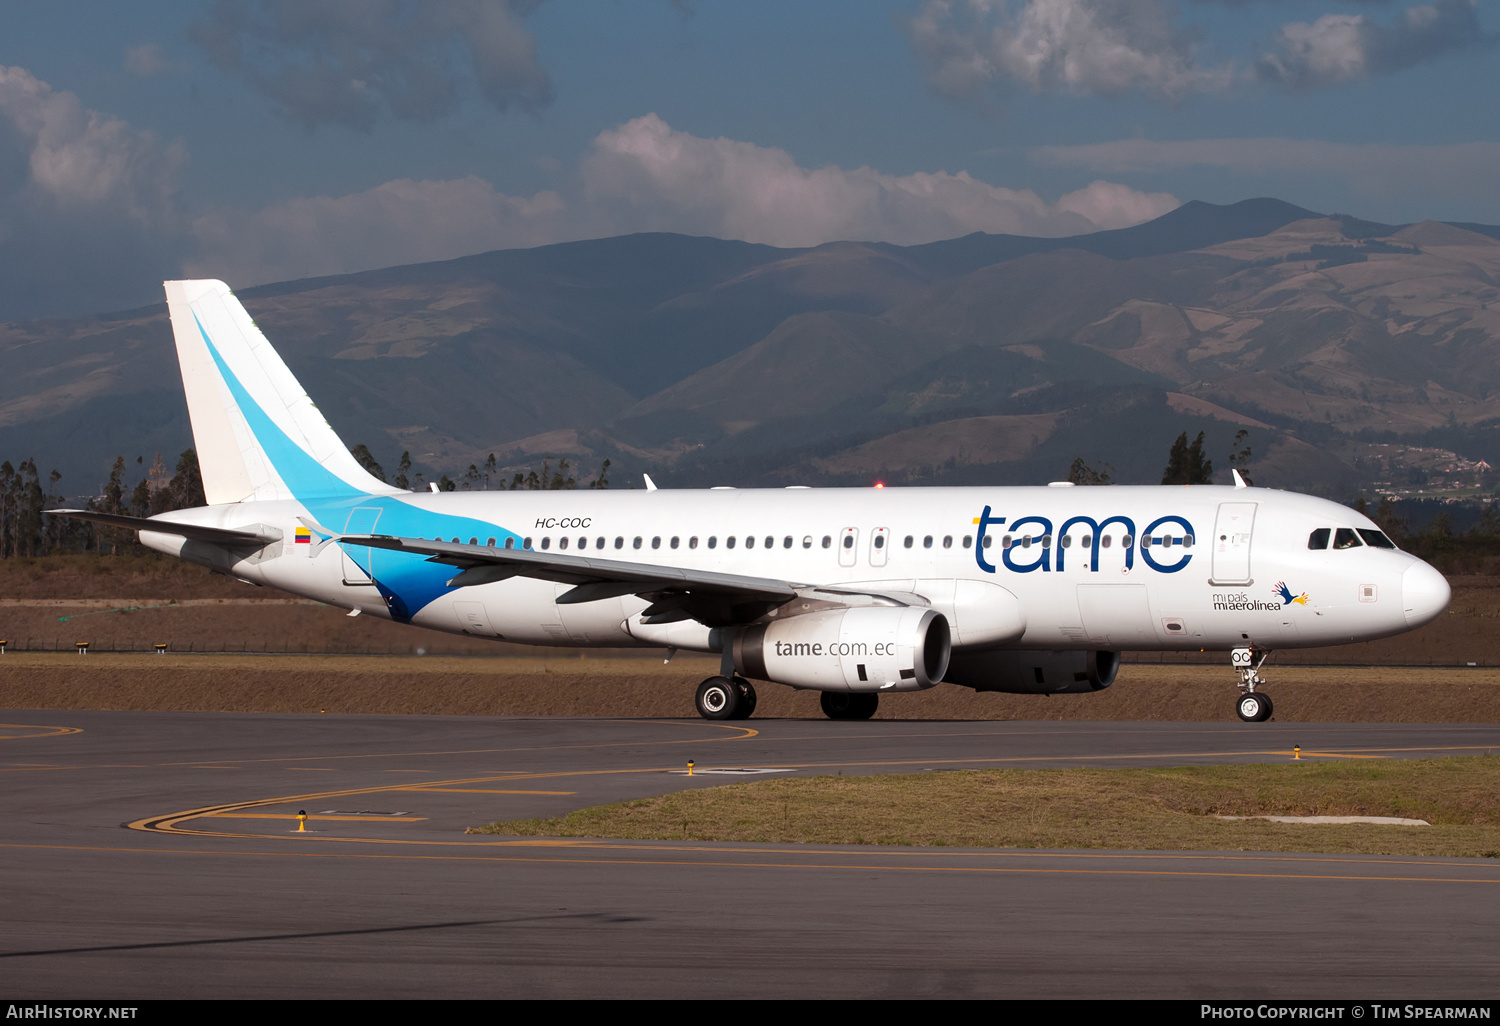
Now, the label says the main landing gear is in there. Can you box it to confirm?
[820,692,878,721]
[695,675,757,720]
[1232,646,1274,722]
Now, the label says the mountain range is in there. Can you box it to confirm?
[4,197,1500,501]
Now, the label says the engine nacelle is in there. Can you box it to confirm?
[734,607,951,693]
[944,649,1119,695]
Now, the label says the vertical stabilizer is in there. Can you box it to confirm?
[163,279,401,505]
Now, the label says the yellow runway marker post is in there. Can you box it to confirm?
[296,810,306,833]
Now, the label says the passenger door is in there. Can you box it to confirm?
[1210,502,1257,585]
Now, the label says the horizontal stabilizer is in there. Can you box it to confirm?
[47,509,279,546]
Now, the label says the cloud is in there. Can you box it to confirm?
[187,114,1179,286]
[0,70,1179,315]
[1256,0,1494,88]
[124,44,169,77]
[579,113,1178,247]
[905,0,1234,104]
[0,65,186,318]
[186,176,568,284]
[190,0,553,130]
[1032,136,1500,204]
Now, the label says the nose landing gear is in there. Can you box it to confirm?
[1232,646,1273,722]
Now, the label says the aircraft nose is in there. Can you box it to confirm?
[1402,561,1450,628]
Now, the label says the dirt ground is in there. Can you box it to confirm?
[2,652,1498,721]
[3,556,1498,720]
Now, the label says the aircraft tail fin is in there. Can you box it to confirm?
[163,280,401,505]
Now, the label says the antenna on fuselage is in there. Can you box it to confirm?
[643,474,659,492]
[1232,469,1248,489]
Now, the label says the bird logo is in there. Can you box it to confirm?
[1274,581,1309,606]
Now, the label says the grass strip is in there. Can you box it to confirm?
[472,756,1500,857]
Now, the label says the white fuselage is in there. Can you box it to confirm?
[141,483,1449,655]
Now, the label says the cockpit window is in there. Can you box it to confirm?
[1358,529,1397,549]
[1308,528,1330,550]
[1332,528,1363,549]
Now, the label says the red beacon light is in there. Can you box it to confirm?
[874,481,884,489]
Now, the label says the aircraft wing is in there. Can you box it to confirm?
[345,535,920,627]
[46,509,280,546]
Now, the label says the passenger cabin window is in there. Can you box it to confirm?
[766,536,775,549]
[708,536,718,549]
[651,537,660,549]
[874,535,885,550]
[689,537,698,549]
[504,538,514,550]
[542,537,552,550]
[523,537,532,550]
[842,535,854,549]
[469,538,478,545]
[802,536,812,549]
[559,537,569,550]
[1333,528,1363,549]
[486,538,496,547]
[784,536,793,549]
[943,535,952,548]
[822,536,832,549]
[1308,528,1331,550]
[1358,529,1397,549]
[904,535,913,548]
[726,536,736,549]
[633,536,642,549]
[962,535,972,548]
[923,535,933,549]
[671,537,680,549]
[982,535,992,549]
[613,537,623,549]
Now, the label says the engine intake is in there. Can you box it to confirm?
[734,607,950,693]
[944,649,1119,695]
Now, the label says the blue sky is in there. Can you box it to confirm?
[1,0,1496,319]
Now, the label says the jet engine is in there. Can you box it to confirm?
[734,607,950,693]
[944,649,1119,695]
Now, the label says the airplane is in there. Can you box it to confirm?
[53,279,1451,723]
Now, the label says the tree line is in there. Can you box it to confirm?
[1067,429,1254,487]
[0,450,204,559]
[0,443,610,560]
[350,445,611,492]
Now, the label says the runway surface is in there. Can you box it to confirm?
[2,710,1498,998]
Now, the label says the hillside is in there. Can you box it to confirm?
[4,198,1500,501]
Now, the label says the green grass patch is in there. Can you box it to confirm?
[471,757,1500,857]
